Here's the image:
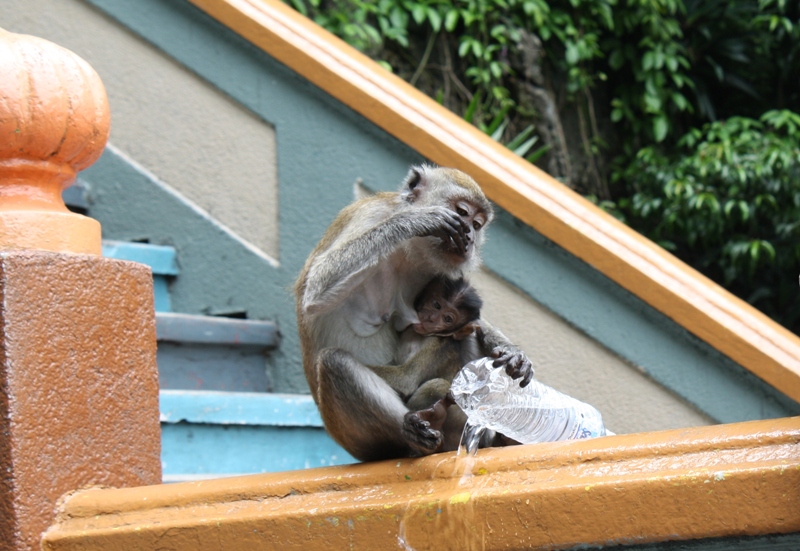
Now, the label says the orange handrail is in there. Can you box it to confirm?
[42,417,800,550]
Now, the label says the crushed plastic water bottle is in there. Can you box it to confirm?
[451,357,611,452]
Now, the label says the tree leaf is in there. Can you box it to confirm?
[444,9,459,31]
[653,116,669,142]
[411,4,426,25]
[565,42,579,65]
[427,8,442,32]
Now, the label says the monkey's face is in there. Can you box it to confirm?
[412,285,465,337]
[426,196,490,274]
[402,166,492,265]
[449,196,488,257]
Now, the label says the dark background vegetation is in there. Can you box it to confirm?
[286,0,800,335]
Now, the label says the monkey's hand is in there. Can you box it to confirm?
[491,346,534,387]
[408,206,472,256]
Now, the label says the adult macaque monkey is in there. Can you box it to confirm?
[295,165,532,461]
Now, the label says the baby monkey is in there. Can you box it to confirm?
[398,275,483,362]
[403,277,522,452]
[375,275,483,397]
[370,276,486,454]
[399,276,483,453]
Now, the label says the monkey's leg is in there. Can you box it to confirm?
[367,364,421,398]
[366,340,466,457]
[406,385,508,453]
[406,378,451,411]
[402,379,449,456]
[368,336,461,398]
[316,348,427,461]
[403,380,469,454]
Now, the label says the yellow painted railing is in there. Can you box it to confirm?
[43,417,800,550]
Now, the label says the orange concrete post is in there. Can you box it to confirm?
[0,30,162,551]
[0,28,107,255]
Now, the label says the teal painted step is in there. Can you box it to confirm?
[156,312,278,347]
[155,313,278,392]
[150,290,347,477]
[99,239,353,476]
[160,390,356,481]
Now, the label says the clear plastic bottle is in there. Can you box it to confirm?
[451,357,611,450]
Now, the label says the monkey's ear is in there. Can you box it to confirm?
[401,167,424,202]
[452,322,479,341]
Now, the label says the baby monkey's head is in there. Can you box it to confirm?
[413,276,482,340]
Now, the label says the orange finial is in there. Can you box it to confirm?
[0,28,109,254]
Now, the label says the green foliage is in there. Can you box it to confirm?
[606,0,693,143]
[680,0,800,121]
[287,0,800,335]
[287,0,699,143]
[289,0,798,148]
[289,0,518,136]
[615,110,800,332]
[288,0,800,149]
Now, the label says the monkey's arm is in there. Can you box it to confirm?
[302,206,470,315]
[476,320,534,386]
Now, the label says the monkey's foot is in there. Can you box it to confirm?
[402,411,443,454]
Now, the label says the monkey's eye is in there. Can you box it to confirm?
[456,207,468,217]
[473,221,482,231]
[433,301,442,310]
[444,315,453,325]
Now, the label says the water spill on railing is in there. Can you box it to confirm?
[396,421,495,551]
[458,421,486,458]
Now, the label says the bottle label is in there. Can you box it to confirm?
[567,403,604,439]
